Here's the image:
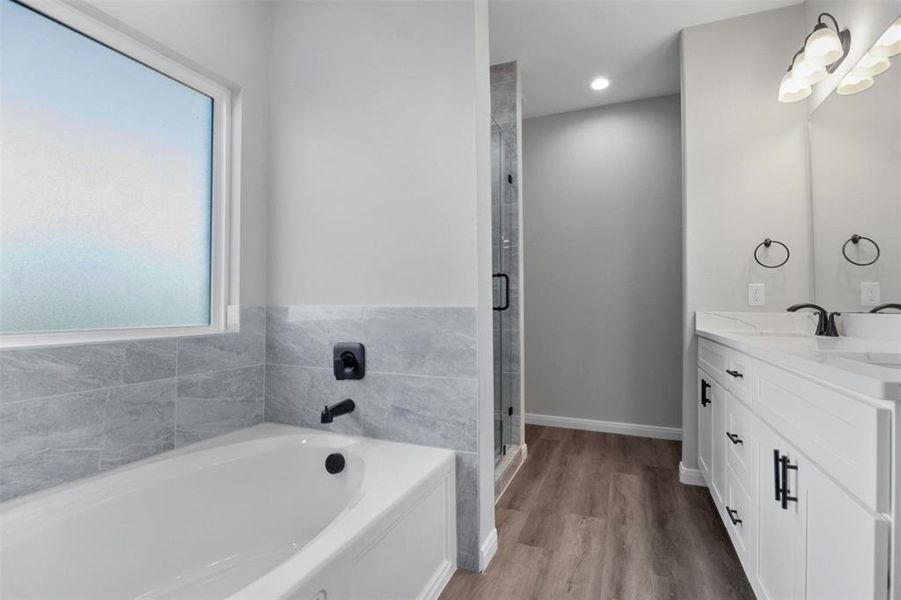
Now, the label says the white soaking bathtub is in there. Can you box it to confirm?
[0,424,457,600]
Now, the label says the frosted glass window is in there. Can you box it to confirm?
[0,0,214,334]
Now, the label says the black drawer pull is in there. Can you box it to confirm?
[726,431,743,445]
[726,369,744,378]
[700,379,711,407]
[726,506,743,526]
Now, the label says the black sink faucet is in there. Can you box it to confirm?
[321,399,356,424]
[869,303,901,314]
[787,303,840,337]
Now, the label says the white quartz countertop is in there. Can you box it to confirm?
[696,312,901,401]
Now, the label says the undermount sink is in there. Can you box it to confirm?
[832,352,901,370]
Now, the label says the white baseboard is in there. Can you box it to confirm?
[525,413,682,441]
[679,461,707,487]
[478,528,498,572]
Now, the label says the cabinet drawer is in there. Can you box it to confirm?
[698,338,728,387]
[754,361,891,512]
[725,395,753,487]
[699,338,754,403]
[725,352,752,403]
[725,464,755,564]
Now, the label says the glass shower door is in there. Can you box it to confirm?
[491,119,507,463]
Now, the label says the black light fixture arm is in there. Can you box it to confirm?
[817,12,841,32]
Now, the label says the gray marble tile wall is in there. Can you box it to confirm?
[0,307,265,501]
[491,61,523,449]
[264,305,482,570]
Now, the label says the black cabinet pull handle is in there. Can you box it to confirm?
[773,449,781,502]
[701,379,711,407]
[726,506,743,526]
[726,431,743,445]
[780,454,799,509]
[492,273,510,311]
[726,369,744,378]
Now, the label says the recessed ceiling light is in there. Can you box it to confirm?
[590,77,610,91]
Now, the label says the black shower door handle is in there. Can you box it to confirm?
[493,273,510,311]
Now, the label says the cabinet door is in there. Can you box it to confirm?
[697,370,713,484]
[806,464,889,600]
[755,423,806,600]
[710,379,728,508]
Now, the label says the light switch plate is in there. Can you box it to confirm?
[861,282,881,307]
[748,283,765,306]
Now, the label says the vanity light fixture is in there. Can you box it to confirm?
[855,52,891,77]
[804,14,849,66]
[836,70,875,95]
[590,77,610,91]
[837,17,900,95]
[778,12,850,103]
[791,51,827,85]
[778,69,812,103]
[871,17,901,58]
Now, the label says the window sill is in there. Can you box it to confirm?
[0,325,235,351]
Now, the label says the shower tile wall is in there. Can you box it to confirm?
[491,61,522,449]
[264,305,481,570]
[0,307,265,501]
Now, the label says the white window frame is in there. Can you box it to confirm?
[0,0,237,349]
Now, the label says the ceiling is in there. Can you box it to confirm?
[489,0,801,119]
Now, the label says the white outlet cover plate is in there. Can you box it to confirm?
[861,282,881,307]
[748,283,765,306]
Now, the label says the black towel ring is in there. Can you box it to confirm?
[842,234,880,266]
[754,238,790,269]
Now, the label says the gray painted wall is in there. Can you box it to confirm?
[267,0,483,307]
[521,95,682,429]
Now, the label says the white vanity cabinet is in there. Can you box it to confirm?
[697,337,894,600]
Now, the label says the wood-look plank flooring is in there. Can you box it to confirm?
[440,425,755,600]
